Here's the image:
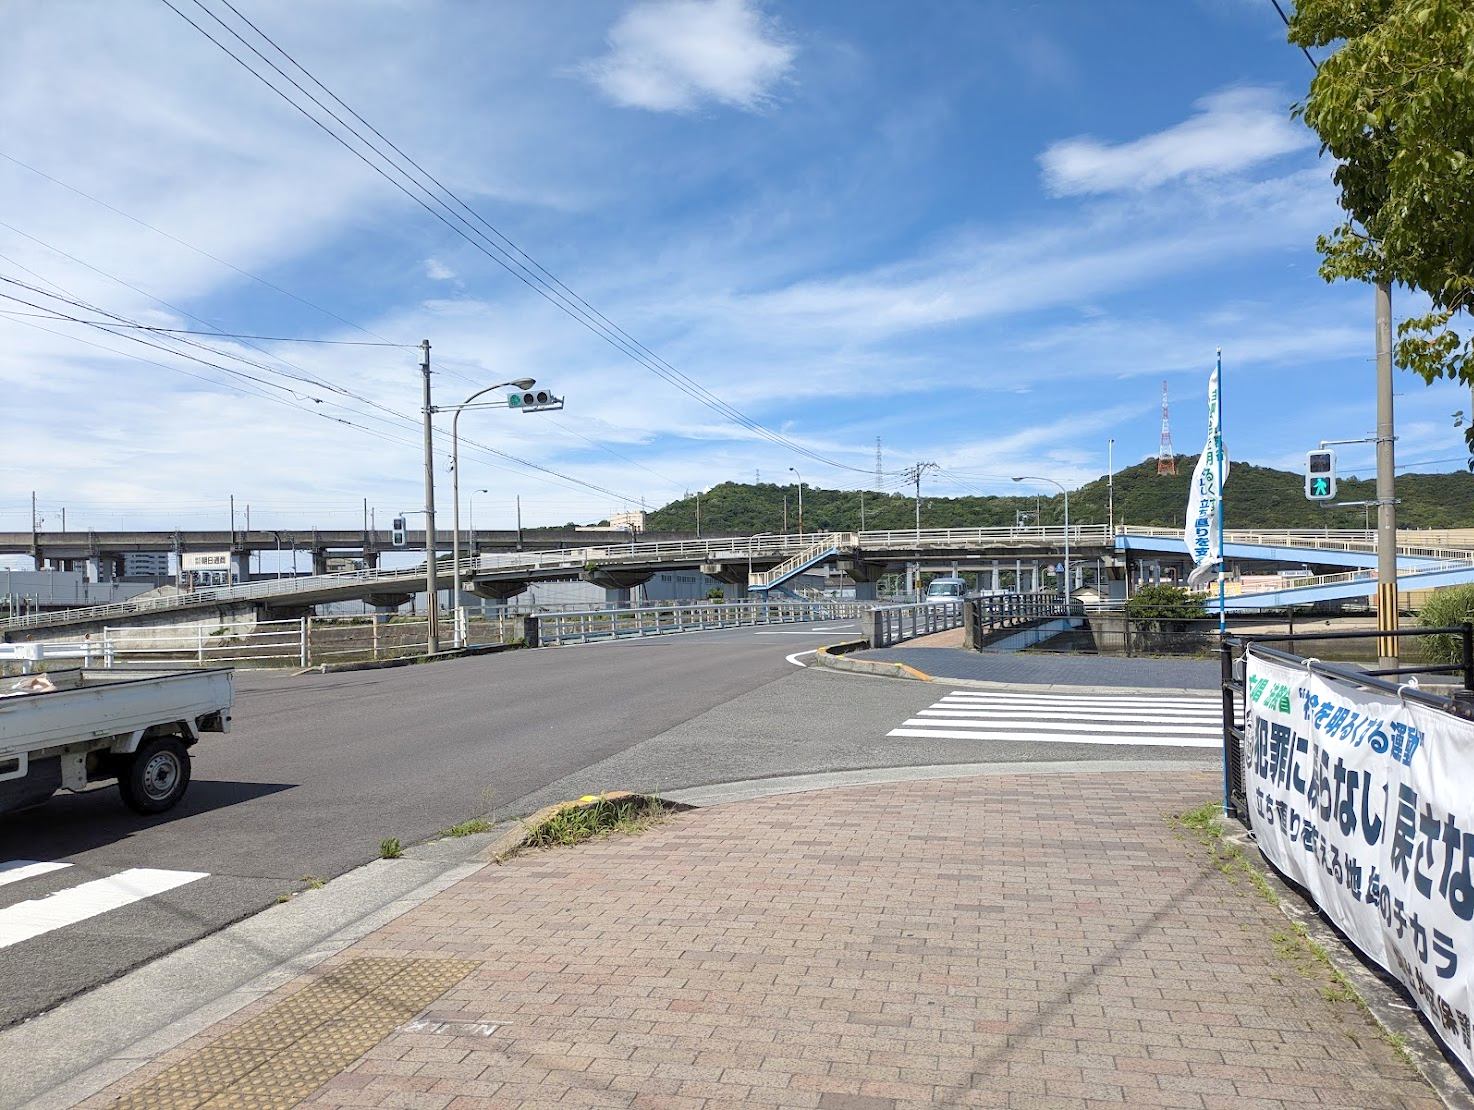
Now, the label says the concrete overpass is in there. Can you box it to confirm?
[1,526,1117,636]
[0,527,682,578]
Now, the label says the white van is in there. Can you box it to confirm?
[924,577,968,604]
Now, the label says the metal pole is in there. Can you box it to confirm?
[1063,488,1070,611]
[1216,348,1227,636]
[1375,281,1399,667]
[421,339,440,654]
[452,406,463,648]
[789,468,803,537]
[1107,438,1114,534]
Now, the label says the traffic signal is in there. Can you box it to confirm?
[507,388,562,412]
[391,516,407,547]
[1305,450,1337,501]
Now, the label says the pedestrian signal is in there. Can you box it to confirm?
[1305,450,1337,501]
[391,516,407,547]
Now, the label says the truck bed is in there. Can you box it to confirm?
[0,668,234,758]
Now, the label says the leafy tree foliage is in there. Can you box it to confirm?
[1287,0,1474,458]
[1125,585,1208,621]
[639,460,1474,535]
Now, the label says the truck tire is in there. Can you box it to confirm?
[118,737,191,815]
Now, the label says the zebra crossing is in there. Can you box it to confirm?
[0,859,207,949]
[887,689,1225,748]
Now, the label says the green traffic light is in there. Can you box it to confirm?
[1313,478,1330,496]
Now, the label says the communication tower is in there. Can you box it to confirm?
[1157,380,1177,475]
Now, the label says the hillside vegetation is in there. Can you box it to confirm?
[641,458,1474,535]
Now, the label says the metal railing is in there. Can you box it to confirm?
[748,536,843,588]
[534,599,869,647]
[1124,525,1474,563]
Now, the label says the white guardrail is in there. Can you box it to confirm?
[2,601,876,670]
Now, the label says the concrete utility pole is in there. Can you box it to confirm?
[907,462,938,540]
[421,339,440,655]
[1375,282,1399,668]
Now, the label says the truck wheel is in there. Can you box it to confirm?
[118,737,191,815]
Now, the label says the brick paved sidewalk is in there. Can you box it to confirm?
[86,771,1440,1109]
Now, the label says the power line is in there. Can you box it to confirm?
[163,0,875,476]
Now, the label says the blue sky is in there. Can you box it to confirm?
[2,0,1468,566]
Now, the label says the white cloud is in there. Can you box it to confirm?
[579,0,796,113]
[1038,86,1312,197]
[424,258,456,280]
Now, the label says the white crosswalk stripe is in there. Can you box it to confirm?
[887,690,1228,748]
[0,863,208,949]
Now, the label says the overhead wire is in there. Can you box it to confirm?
[164,0,875,476]
[0,265,645,502]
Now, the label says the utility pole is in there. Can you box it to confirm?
[905,462,938,540]
[1107,438,1115,534]
[516,495,523,551]
[1375,282,1398,667]
[421,339,440,654]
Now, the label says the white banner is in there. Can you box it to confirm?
[1184,365,1228,589]
[1244,650,1474,1070]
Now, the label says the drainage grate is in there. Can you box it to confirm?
[111,957,480,1110]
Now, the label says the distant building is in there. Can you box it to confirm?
[609,511,645,533]
[122,551,171,578]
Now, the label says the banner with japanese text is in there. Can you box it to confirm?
[1244,649,1474,1071]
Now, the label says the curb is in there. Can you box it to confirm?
[813,640,935,682]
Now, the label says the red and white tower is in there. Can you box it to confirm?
[1157,380,1177,475]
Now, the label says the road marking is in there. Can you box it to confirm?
[786,650,816,667]
[0,861,72,888]
[888,690,1226,749]
[0,867,208,949]
[754,626,854,635]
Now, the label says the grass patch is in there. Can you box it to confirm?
[379,836,403,859]
[1173,801,1277,903]
[442,818,494,838]
[1172,802,1422,1073]
[520,795,669,850]
[299,875,326,889]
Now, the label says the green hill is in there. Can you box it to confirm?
[641,459,1474,535]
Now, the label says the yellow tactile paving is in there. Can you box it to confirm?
[108,957,479,1110]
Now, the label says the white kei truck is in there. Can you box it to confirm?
[0,667,234,816]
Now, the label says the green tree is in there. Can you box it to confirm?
[1417,583,1474,666]
[1126,585,1207,621]
[1287,1,1474,461]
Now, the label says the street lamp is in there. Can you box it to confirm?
[1013,475,1070,607]
[469,489,489,558]
[788,467,803,537]
[448,379,536,647]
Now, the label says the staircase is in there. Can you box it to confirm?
[748,535,844,592]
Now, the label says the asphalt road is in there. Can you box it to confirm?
[0,621,856,1026]
[0,621,1220,1027]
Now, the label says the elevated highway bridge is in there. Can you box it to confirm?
[6,525,1474,636]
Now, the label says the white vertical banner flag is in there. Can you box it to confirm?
[1185,365,1227,589]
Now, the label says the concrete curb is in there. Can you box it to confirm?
[813,640,935,682]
